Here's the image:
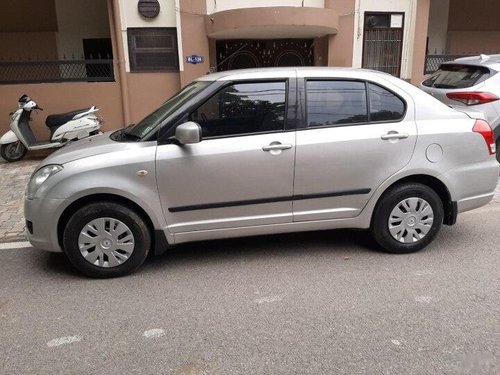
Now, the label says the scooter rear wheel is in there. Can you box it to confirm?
[0,141,27,162]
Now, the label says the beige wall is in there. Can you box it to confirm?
[0,0,58,61]
[180,0,211,86]
[447,32,500,54]
[206,0,325,13]
[313,36,329,66]
[0,0,57,32]
[0,82,123,139]
[325,0,354,67]
[0,32,58,61]
[448,0,500,31]
[54,0,111,59]
[411,0,430,84]
[427,0,449,54]
[447,0,500,54]
[126,73,181,123]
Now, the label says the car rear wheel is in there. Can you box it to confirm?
[370,183,444,254]
[63,202,151,278]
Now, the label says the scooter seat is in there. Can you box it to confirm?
[45,108,91,128]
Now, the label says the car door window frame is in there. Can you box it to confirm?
[302,78,407,130]
[189,79,290,140]
[157,78,298,144]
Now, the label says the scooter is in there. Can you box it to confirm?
[0,94,102,162]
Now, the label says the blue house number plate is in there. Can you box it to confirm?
[186,55,204,64]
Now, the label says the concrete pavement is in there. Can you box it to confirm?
[0,204,499,374]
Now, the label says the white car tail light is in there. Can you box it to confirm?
[447,92,500,106]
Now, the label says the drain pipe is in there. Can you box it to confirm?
[109,0,131,125]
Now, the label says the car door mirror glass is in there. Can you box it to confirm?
[173,121,202,145]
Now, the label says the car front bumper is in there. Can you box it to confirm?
[24,197,66,252]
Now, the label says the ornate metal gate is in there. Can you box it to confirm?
[215,39,313,71]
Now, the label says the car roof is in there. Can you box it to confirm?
[196,67,392,82]
[446,54,500,70]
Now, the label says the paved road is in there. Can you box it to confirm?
[1,204,499,374]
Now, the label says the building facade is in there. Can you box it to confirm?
[1,0,488,137]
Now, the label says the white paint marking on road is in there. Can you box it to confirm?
[143,328,165,338]
[254,295,283,304]
[391,339,402,346]
[47,335,82,347]
[0,241,31,250]
[415,296,433,303]
[414,270,433,276]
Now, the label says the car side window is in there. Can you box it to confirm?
[189,81,287,138]
[306,80,367,127]
[368,83,405,121]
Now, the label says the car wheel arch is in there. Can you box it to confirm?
[57,193,159,252]
[372,174,455,226]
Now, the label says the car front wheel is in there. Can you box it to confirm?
[370,183,444,254]
[63,202,151,278]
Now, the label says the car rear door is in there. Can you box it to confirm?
[293,73,417,222]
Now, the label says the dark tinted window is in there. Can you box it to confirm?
[422,64,490,89]
[307,80,368,127]
[368,83,405,121]
[190,81,286,138]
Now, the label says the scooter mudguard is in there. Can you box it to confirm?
[0,130,19,144]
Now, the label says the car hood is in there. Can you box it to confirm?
[41,131,145,166]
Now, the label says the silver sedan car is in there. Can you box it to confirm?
[25,68,499,278]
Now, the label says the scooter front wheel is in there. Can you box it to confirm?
[0,141,27,162]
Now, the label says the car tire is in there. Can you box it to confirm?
[370,183,444,254]
[0,141,27,162]
[63,202,151,278]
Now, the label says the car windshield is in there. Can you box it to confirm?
[122,81,212,140]
[422,64,490,89]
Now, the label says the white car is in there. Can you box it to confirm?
[420,54,500,161]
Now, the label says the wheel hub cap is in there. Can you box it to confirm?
[388,198,434,243]
[78,217,135,268]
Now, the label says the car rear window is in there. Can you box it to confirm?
[422,64,490,89]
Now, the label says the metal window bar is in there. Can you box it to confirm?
[362,28,403,77]
[424,54,475,75]
[0,60,115,84]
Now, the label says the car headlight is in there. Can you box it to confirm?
[26,165,63,199]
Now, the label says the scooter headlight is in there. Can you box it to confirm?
[26,165,63,199]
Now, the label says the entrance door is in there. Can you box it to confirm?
[216,39,313,71]
[362,13,404,77]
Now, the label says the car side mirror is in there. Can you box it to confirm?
[172,121,202,145]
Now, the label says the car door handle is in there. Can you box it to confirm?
[381,132,409,140]
[262,143,293,151]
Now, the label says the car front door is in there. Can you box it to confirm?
[293,76,417,222]
[156,79,296,234]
